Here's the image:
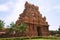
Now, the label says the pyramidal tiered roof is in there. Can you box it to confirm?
[16,2,48,25]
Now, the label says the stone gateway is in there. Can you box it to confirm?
[16,2,49,36]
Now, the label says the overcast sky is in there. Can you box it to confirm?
[0,0,60,30]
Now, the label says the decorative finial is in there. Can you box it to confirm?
[25,1,29,8]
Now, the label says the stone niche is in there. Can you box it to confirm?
[16,1,49,36]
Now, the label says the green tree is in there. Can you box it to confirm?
[7,22,27,36]
[58,26,60,34]
[58,26,60,31]
[9,22,17,34]
[6,22,17,35]
[19,22,27,33]
[0,20,5,30]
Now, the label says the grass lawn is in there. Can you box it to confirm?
[0,36,60,40]
[27,39,60,40]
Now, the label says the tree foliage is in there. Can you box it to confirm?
[10,22,16,31]
[7,22,27,35]
[58,26,60,31]
[18,22,27,33]
[8,22,17,34]
[58,26,60,34]
[0,20,5,30]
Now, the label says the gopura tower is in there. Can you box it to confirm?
[16,2,49,36]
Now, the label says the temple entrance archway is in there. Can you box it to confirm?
[37,26,42,36]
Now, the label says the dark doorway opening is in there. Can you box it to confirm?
[37,26,42,36]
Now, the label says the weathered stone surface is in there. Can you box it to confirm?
[16,1,49,36]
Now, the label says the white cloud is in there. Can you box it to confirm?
[4,0,25,27]
[53,6,60,9]
[0,4,8,11]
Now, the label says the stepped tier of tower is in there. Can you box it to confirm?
[16,2,48,26]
